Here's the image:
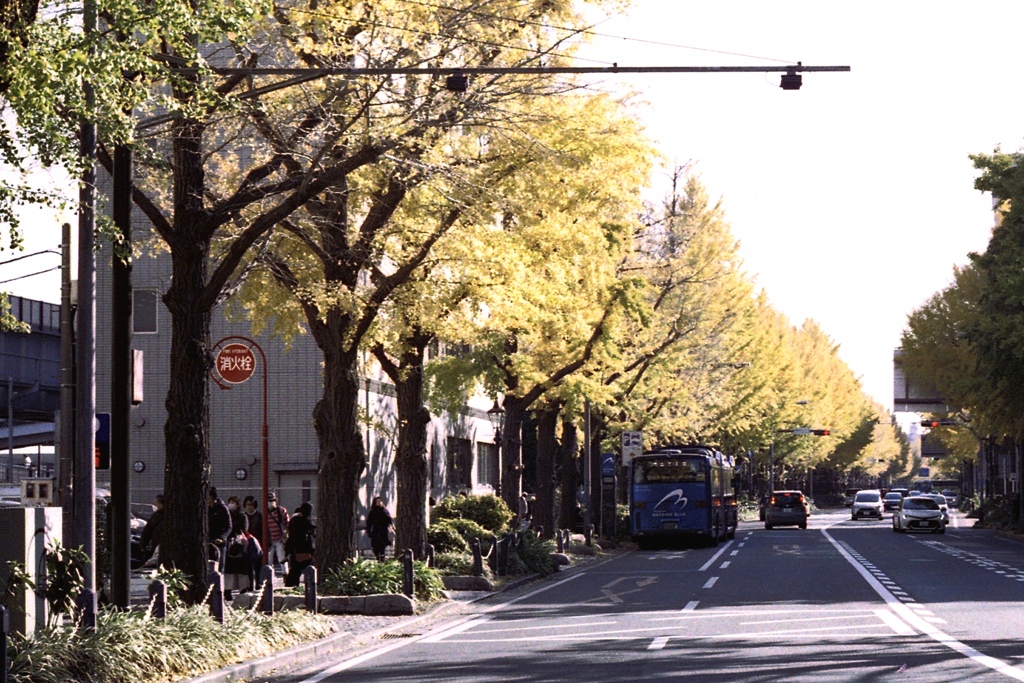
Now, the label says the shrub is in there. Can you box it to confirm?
[432,552,474,576]
[437,517,492,552]
[508,532,556,577]
[432,494,513,534]
[427,521,469,554]
[7,603,335,683]
[320,558,446,602]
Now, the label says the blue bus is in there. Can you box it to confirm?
[629,445,737,548]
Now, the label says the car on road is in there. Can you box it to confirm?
[892,496,945,534]
[883,491,903,512]
[941,489,959,507]
[843,488,860,507]
[765,490,809,530]
[850,489,884,520]
[923,493,950,523]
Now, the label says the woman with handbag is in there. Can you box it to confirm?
[284,502,315,587]
[366,496,393,562]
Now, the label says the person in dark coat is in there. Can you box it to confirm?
[223,495,250,598]
[284,502,315,587]
[137,494,165,566]
[207,487,232,568]
[243,495,263,543]
[366,496,393,562]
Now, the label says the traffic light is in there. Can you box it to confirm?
[95,412,111,470]
[920,420,956,427]
[811,429,830,436]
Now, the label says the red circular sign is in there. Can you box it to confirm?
[215,343,256,384]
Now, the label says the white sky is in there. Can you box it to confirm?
[2,1,1020,414]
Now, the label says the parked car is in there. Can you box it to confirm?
[940,489,959,508]
[923,493,950,523]
[892,496,945,534]
[850,489,884,520]
[765,490,809,530]
[882,491,903,512]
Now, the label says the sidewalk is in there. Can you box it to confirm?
[183,547,620,683]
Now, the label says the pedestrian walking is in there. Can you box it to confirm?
[366,496,393,562]
[518,491,532,531]
[207,487,231,569]
[266,492,290,574]
[136,494,164,568]
[284,502,315,587]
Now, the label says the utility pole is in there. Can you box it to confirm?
[58,222,74,533]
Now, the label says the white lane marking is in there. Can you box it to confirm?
[682,601,699,611]
[699,541,734,571]
[651,608,879,622]
[875,608,915,635]
[823,528,1024,682]
[730,550,739,556]
[925,617,949,624]
[720,561,731,569]
[469,620,616,635]
[703,577,719,589]
[295,571,589,681]
[739,615,876,626]
[421,616,493,643]
[649,636,669,650]
[449,623,889,644]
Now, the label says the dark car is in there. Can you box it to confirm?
[883,491,903,511]
[765,490,809,530]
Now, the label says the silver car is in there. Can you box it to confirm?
[923,493,950,523]
[851,489,884,520]
[892,496,945,534]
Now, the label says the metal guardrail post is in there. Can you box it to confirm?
[0,604,8,683]
[209,571,225,624]
[302,566,317,613]
[488,535,498,574]
[471,538,483,576]
[556,529,564,553]
[585,524,593,547]
[148,580,167,619]
[426,543,435,568]
[258,565,275,615]
[402,549,414,598]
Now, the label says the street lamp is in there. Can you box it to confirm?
[487,399,505,496]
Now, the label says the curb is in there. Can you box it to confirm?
[183,549,626,683]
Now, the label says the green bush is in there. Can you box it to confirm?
[8,603,335,683]
[432,494,514,534]
[427,521,469,554]
[508,532,556,577]
[436,517,492,552]
[432,552,474,576]
[320,558,446,602]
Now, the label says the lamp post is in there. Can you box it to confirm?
[487,399,505,496]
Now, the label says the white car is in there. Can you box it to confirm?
[851,489,884,520]
[893,496,946,534]
[923,493,950,523]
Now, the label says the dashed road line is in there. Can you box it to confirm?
[699,541,734,571]
[648,636,669,650]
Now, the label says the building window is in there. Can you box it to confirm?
[446,437,473,492]
[133,290,158,333]
[477,442,499,490]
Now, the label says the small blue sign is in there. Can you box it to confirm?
[601,453,616,476]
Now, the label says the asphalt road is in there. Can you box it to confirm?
[277,509,1024,682]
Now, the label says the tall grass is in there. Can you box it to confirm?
[8,605,336,683]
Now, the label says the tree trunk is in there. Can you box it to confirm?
[313,330,365,570]
[557,418,579,531]
[534,403,560,538]
[160,114,214,602]
[375,338,431,560]
[500,395,528,512]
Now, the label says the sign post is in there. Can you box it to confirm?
[212,338,269,561]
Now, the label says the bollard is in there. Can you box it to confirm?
[401,549,415,598]
[426,543,435,568]
[585,524,593,548]
[209,571,225,624]
[75,589,97,632]
[148,580,168,620]
[1,604,7,683]
[302,566,318,613]
[499,534,513,576]
[471,538,483,577]
[562,528,570,551]
[258,565,275,615]
[556,529,564,553]
[536,525,544,540]
[488,534,498,573]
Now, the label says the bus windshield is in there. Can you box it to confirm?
[634,457,705,484]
